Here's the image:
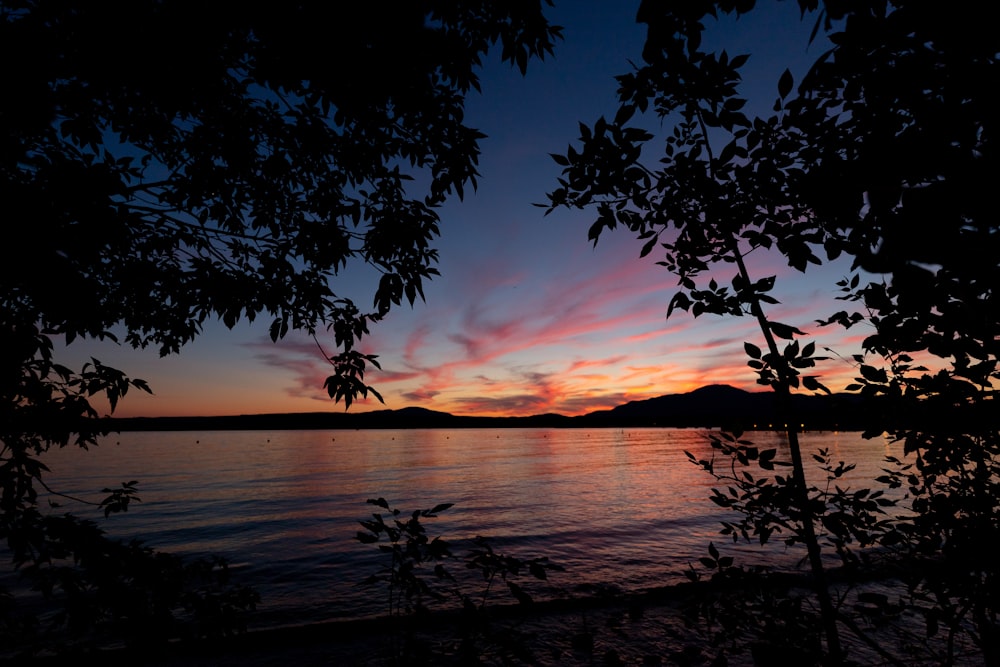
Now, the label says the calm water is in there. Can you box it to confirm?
[38,428,896,631]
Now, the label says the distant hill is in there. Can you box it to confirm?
[103,384,878,432]
[578,384,869,429]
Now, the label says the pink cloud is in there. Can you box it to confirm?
[453,393,554,415]
[402,324,432,368]
[252,349,331,403]
[565,355,629,373]
[230,231,869,417]
[401,388,440,402]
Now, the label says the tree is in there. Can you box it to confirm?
[0,0,559,650]
[798,4,1000,661]
[547,0,997,663]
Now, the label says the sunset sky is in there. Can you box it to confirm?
[63,2,874,419]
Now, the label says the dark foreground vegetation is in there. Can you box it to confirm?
[544,1,999,664]
[3,1,998,664]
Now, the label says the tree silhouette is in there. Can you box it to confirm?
[548,1,997,663]
[0,0,559,651]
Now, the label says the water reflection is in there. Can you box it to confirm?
[37,428,900,627]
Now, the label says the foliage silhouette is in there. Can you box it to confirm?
[1,0,559,653]
[547,0,997,664]
[356,497,561,664]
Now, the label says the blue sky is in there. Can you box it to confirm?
[63,2,871,418]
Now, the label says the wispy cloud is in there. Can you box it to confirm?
[237,230,867,417]
[401,388,440,403]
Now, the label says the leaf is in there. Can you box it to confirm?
[427,503,454,515]
[778,68,794,99]
[859,365,888,383]
[744,341,762,359]
[549,152,569,167]
[508,581,533,605]
[269,317,288,342]
[802,376,830,393]
[709,494,733,508]
[730,53,750,69]
[131,378,153,394]
[367,497,390,510]
[718,139,738,165]
[769,321,804,340]
[614,104,636,125]
[667,291,692,317]
[639,236,658,258]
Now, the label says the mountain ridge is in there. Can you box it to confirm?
[104,384,877,431]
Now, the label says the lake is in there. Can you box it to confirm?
[38,427,897,632]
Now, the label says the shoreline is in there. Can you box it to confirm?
[8,584,709,666]
[8,573,984,666]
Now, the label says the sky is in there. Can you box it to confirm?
[63,2,874,419]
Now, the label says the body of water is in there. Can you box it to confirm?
[38,427,896,632]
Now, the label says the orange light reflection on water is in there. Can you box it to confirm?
[37,427,905,608]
